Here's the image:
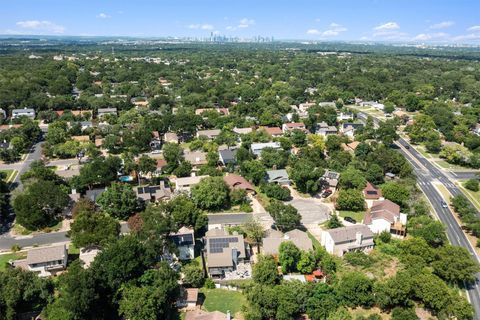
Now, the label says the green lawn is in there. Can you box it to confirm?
[435,160,470,170]
[0,169,16,182]
[200,288,246,315]
[0,253,26,271]
[459,184,480,211]
[338,210,365,223]
[307,231,321,249]
[68,243,80,255]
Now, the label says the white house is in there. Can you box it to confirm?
[250,142,281,157]
[12,108,35,119]
[175,175,208,193]
[13,245,68,277]
[97,108,117,118]
[364,199,407,237]
[170,227,195,260]
[321,225,374,257]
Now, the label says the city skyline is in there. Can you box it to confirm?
[1,0,480,43]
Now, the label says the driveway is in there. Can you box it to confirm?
[286,198,331,225]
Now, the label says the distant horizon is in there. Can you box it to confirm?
[2,0,480,44]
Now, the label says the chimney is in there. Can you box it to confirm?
[71,189,77,195]
[227,310,231,320]
[232,248,238,267]
[355,232,363,245]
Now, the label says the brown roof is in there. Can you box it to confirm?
[363,182,382,199]
[186,310,227,320]
[156,159,167,168]
[364,199,400,224]
[263,126,283,136]
[72,135,90,142]
[325,225,374,243]
[27,244,66,265]
[95,138,104,147]
[185,288,199,303]
[223,174,255,193]
[346,141,360,151]
[284,122,305,128]
[71,110,91,116]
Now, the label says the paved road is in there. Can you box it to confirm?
[0,223,130,251]
[396,141,480,318]
[7,141,44,192]
[450,171,480,180]
[287,198,331,225]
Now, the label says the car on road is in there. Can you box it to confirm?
[344,216,357,224]
[404,144,410,149]
[441,200,448,208]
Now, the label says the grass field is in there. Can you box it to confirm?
[459,184,480,211]
[307,231,321,248]
[200,288,246,315]
[0,169,16,182]
[0,253,26,271]
[338,210,365,223]
[435,160,469,170]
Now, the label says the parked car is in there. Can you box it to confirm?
[321,189,333,198]
[344,216,357,224]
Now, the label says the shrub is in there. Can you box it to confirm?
[260,183,291,201]
[464,179,479,192]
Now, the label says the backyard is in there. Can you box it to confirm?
[0,253,26,271]
[200,288,246,316]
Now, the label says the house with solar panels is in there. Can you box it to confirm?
[204,229,248,278]
[169,227,195,260]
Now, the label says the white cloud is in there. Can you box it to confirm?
[238,18,255,28]
[97,13,111,19]
[374,22,400,31]
[467,25,480,32]
[306,29,321,35]
[226,26,236,31]
[16,20,65,34]
[188,24,214,30]
[413,32,449,41]
[453,33,480,42]
[306,23,347,37]
[429,21,454,29]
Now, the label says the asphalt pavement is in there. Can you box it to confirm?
[396,141,480,318]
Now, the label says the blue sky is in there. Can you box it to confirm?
[1,0,480,43]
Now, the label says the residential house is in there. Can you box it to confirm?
[360,101,385,110]
[79,121,93,130]
[364,199,407,237]
[196,129,221,140]
[208,213,253,230]
[263,229,313,256]
[204,229,248,278]
[337,112,354,121]
[79,247,101,269]
[85,188,106,203]
[322,170,340,190]
[250,142,281,157]
[321,225,374,257]
[223,174,255,194]
[13,245,67,277]
[170,227,195,260]
[150,131,162,150]
[155,159,168,174]
[184,151,208,168]
[195,108,229,116]
[265,169,291,186]
[261,127,283,138]
[175,175,208,193]
[72,135,90,143]
[0,108,7,120]
[95,138,104,148]
[134,182,172,203]
[164,132,179,144]
[363,182,382,203]
[282,122,307,133]
[343,141,360,153]
[315,122,338,136]
[340,123,364,138]
[233,127,253,135]
[12,108,35,119]
[219,149,237,166]
[473,123,480,136]
[97,108,117,118]
[177,287,199,309]
[319,102,336,108]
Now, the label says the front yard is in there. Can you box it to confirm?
[338,210,365,223]
[0,252,26,271]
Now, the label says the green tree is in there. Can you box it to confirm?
[97,182,139,220]
[260,182,291,200]
[13,180,69,230]
[163,195,207,232]
[191,176,229,210]
[68,210,120,248]
[306,283,339,320]
[365,164,384,185]
[252,255,280,286]
[297,250,316,274]
[327,215,344,229]
[266,200,301,232]
[162,142,183,173]
[381,182,410,207]
[242,218,265,252]
[339,167,366,189]
[278,241,301,273]
[432,245,480,284]
[336,189,365,211]
[408,216,446,247]
[288,159,323,194]
[464,178,479,192]
[182,264,205,288]
[335,272,374,308]
[240,160,266,185]
[391,307,419,320]
[137,155,157,180]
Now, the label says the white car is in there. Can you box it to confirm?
[441,201,448,209]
